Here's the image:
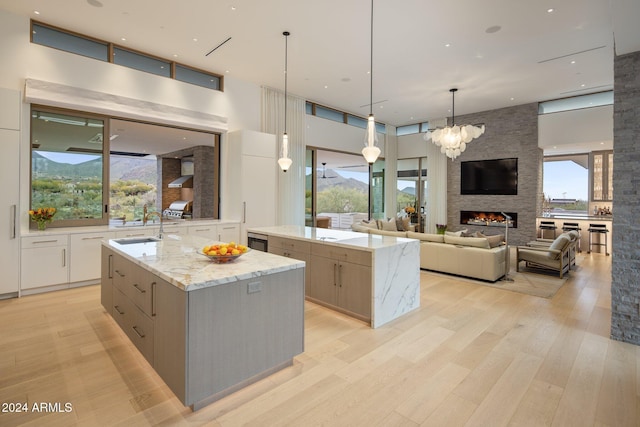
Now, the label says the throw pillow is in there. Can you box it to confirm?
[361,219,378,229]
[476,232,505,248]
[380,218,398,232]
[445,229,467,237]
[395,217,405,232]
[401,217,411,231]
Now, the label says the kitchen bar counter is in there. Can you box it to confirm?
[536,216,613,254]
[248,225,420,328]
[104,234,304,291]
[101,233,305,410]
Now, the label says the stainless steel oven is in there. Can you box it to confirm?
[247,232,268,252]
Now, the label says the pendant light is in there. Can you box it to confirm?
[278,31,293,172]
[362,0,381,164]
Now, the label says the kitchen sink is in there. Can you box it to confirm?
[114,237,161,245]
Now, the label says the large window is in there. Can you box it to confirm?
[543,155,589,216]
[397,158,427,231]
[31,108,108,227]
[307,148,382,228]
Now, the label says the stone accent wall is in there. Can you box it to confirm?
[611,50,640,344]
[446,103,542,246]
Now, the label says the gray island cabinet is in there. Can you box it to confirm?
[101,234,305,411]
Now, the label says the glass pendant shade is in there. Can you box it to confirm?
[278,133,292,172]
[362,114,380,164]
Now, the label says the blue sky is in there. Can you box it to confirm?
[543,161,588,200]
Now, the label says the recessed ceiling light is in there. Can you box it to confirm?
[571,60,576,64]
[445,43,451,48]
[173,54,178,58]
[33,10,40,15]
[231,6,236,11]
[510,97,515,101]
[547,8,554,13]
[581,84,586,87]
[485,25,501,34]
[225,70,230,73]
[87,0,103,7]
[121,37,126,41]
[324,85,328,89]
[193,38,198,42]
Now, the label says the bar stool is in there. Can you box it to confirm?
[562,222,582,252]
[587,223,609,256]
[539,220,557,239]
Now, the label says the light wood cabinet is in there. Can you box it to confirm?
[21,235,69,290]
[101,246,114,314]
[308,242,372,322]
[268,236,311,293]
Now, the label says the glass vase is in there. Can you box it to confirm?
[37,220,47,231]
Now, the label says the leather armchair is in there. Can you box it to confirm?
[525,230,579,269]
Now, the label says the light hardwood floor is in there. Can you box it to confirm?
[0,252,637,426]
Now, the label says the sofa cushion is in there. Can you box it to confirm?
[476,232,505,248]
[380,218,398,231]
[360,219,378,230]
[548,235,571,258]
[406,231,444,243]
[444,235,491,249]
[351,223,371,233]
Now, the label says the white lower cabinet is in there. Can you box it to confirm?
[115,228,157,239]
[69,231,116,283]
[21,235,69,290]
[218,223,240,242]
[187,224,218,240]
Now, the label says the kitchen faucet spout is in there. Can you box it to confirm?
[144,211,164,239]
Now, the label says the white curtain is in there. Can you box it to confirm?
[425,117,448,233]
[261,86,306,226]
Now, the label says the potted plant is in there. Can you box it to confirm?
[436,224,447,235]
[29,207,56,231]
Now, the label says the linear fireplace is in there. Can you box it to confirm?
[460,211,517,228]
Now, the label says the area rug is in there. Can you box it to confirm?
[421,247,573,298]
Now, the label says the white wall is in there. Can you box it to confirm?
[0,9,261,231]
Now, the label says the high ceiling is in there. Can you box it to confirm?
[2,0,639,128]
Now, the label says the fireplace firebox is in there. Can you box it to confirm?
[460,211,517,228]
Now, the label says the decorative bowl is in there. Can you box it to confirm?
[198,243,250,263]
[198,250,248,263]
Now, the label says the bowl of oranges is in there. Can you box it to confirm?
[199,242,249,263]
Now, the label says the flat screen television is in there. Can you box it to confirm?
[460,158,518,195]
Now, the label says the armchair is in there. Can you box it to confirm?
[516,234,572,278]
[526,230,579,269]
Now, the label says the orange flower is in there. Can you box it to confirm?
[29,207,57,222]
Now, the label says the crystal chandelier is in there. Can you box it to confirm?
[424,88,485,160]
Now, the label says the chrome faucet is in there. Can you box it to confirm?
[144,210,164,239]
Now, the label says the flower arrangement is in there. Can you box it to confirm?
[29,207,56,230]
[404,206,416,214]
[436,223,448,234]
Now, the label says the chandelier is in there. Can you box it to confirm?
[361,0,381,164]
[277,31,293,172]
[424,88,485,160]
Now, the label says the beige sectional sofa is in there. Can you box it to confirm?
[352,221,507,282]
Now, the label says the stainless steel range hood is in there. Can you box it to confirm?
[168,175,193,188]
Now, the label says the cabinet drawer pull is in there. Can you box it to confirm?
[195,228,210,232]
[124,233,146,237]
[62,248,66,267]
[82,236,105,240]
[338,264,343,287]
[31,239,58,244]
[115,269,125,278]
[114,305,124,315]
[333,263,337,286]
[132,325,145,338]
[151,282,156,317]
[133,283,146,293]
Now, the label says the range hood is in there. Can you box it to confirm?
[168,175,193,188]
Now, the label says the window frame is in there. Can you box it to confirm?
[30,105,111,228]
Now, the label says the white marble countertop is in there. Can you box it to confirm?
[104,234,305,292]
[21,218,238,237]
[248,225,416,251]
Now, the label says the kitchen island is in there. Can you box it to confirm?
[248,225,420,328]
[101,234,305,411]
